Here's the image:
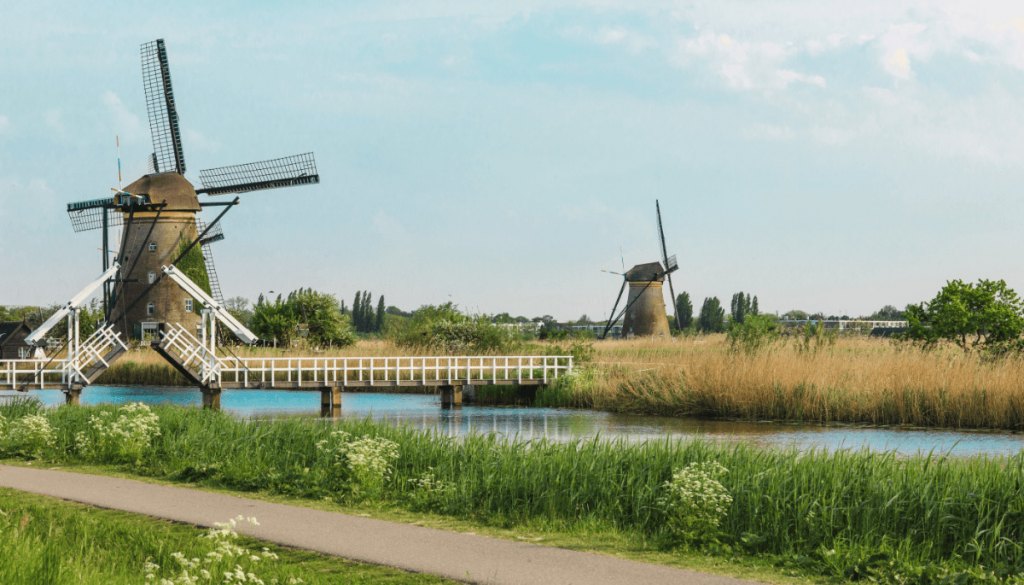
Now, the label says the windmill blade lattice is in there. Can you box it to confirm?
[141,39,186,174]
[197,153,319,195]
[67,198,125,232]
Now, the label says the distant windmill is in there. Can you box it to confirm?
[65,39,321,340]
[600,201,679,339]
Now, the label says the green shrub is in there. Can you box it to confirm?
[726,314,779,353]
[393,303,521,354]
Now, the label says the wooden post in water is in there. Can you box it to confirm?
[65,384,83,406]
[320,386,342,418]
[201,385,222,410]
[440,384,462,409]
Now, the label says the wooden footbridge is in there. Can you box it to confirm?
[0,266,573,416]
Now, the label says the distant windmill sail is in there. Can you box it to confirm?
[656,200,681,331]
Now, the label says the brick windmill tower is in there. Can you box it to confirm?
[65,39,321,340]
[600,201,680,338]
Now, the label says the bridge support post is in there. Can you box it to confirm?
[320,386,342,418]
[440,384,462,409]
[64,384,83,406]
[201,385,222,411]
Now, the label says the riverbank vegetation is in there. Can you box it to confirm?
[0,487,452,584]
[91,331,1024,430]
[544,335,1024,430]
[2,400,1022,584]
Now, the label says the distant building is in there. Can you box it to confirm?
[777,319,908,334]
[0,321,33,359]
[569,324,623,338]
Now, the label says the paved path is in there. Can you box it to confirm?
[0,465,762,585]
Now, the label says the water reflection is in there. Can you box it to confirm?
[17,387,1024,457]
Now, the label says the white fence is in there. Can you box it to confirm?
[216,355,575,388]
[0,359,70,390]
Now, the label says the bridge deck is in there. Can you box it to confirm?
[0,355,574,392]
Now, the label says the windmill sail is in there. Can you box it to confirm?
[197,152,320,195]
[67,197,124,232]
[656,200,681,330]
[141,39,186,174]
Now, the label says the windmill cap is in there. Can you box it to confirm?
[123,172,200,212]
[625,262,665,282]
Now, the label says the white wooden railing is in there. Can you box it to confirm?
[0,359,69,390]
[3,350,574,391]
[215,355,574,388]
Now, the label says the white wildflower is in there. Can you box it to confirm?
[657,461,733,544]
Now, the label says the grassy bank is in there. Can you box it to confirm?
[2,400,1022,584]
[0,487,451,584]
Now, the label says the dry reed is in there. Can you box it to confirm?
[572,335,1024,429]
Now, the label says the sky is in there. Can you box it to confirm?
[2,1,1024,321]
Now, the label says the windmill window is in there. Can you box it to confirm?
[147,271,156,284]
[146,302,156,316]
[185,299,193,313]
[148,242,157,253]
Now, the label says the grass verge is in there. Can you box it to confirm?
[2,399,1022,584]
[0,487,453,585]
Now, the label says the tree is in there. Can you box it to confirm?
[675,292,694,330]
[751,296,759,316]
[698,297,726,333]
[905,279,1024,352]
[730,292,748,324]
[375,295,386,332]
[351,291,362,330]
[224,297,253,328]
[869,305,904,320]
[783,310,809,321]
[252,289,355,347]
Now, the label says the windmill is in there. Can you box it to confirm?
[600,201,679,339]
[65,39,321,340]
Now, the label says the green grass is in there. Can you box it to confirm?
[0,488,452,585]
[3,398,1023,584]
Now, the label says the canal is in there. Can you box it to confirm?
[15,386,1024,457]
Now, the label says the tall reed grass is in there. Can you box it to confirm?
[4,400,1022,583]
[552,336,1024,430]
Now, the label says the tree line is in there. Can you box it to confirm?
[673,291,759,333]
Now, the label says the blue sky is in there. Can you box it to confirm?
[2,1,1024,320]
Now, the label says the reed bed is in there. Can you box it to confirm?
[551,336,1024,430]
[4,401,1022,582]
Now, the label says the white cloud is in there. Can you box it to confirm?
[877,23,929,80]
[102,91,143,143]
[743,123,795,142]
[673,32,825,91]
[562,25,655,54]
[882,48,912,79]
